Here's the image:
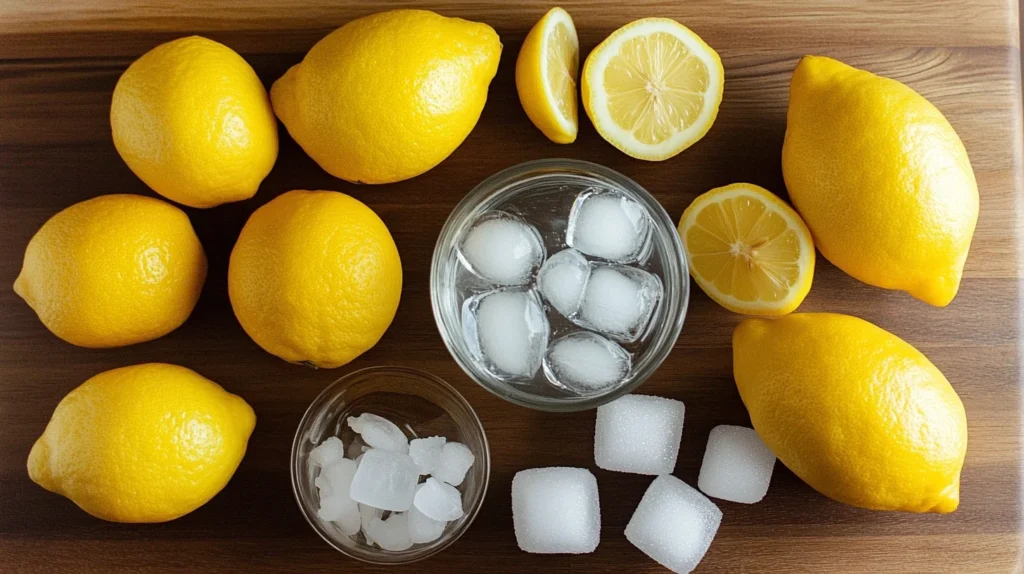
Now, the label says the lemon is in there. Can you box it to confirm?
[111,36,278,209]
[733,313,967,513]
[782,56,978,307]
[678,183,815,315]
[581,18,723,160]
[28,363,255,523]
[228,190,402,368]
[516,7,579,144]
[270,10,501,184]
[14,194,207,348]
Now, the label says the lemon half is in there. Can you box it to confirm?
[582,18,723,160]
[678,183,815,315]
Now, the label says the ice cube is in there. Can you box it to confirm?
[625,475,722,574]
[408,504,447,544]
[374,512,414,551]
[309,436,345,468]
[432,441,476,486]
[594,394,685,475]
[511,467,600,554]
[575,264,662,343]
[536,249,590,318]
[409,436,446,475]
[317,458,361,535]
[359,503,382,545]
[462,288,549,380]
[348,448,420,511]
[413,477,465,522]
[347,413,409,454]
[698,425,776,504]
[543,331,631,395]
[317,492,358,530]
[458,211,545,286]
[566,189,651,263]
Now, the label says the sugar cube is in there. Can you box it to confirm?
[698,425,776,504]
[625,475,722,574]
[594,394,685,475]
[512,467,600,554]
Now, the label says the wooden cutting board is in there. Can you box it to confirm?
[1,1,1020,572]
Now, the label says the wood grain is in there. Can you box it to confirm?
[0,1,1021,572]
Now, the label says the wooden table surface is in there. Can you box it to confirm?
[1,1,1021,572]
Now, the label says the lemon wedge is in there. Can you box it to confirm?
[582,18,723,160]
[516,7,579,143]
[678,183,815,315]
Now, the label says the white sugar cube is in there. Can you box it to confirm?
[698,425,776,504]
[409,436,446,475]
[348,448,419,511]
[512,467,600,554]
[309,436,345,467]
[413,477,465,522]
[407,504,447,544]
[625,475,722,574]
[347,413,409,454]
[594,394,685,475]
[432,441,476,486]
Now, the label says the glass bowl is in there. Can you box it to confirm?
[290,366,490,564]
[430,158,688,412]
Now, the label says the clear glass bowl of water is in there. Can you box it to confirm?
[430,159,688,412]
[291,366,490,564]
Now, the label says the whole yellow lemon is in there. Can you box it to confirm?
[228,190,402,368]
[111,36,278,208]
[14,194,207,348]
[733,313,967,513]
[270,10,501,184]
[28,363,255,523]
[782,56,978,307]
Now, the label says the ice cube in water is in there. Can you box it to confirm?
[413,477,465,522]
[536,248,590,318]
[408,504,447,544]
[409,435,446,475]
[543,331,631,395]
[625,475,722,574]
[594,394,685,475]
[566,188,651,263]
[511,467,600,554]
[432,441,476,486]
[348,448,420,511]
[462,288,549,380]
[347,413,409,454]
[698,425,776,504]
[576,264,662,343]
[458,211,545,286]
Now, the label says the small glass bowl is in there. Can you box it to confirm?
[430,159,689,412]
[291,366,490,564]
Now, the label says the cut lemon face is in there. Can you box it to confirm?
[515,7,579,144]
[582,18,723,160]
[678,183,816,315]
